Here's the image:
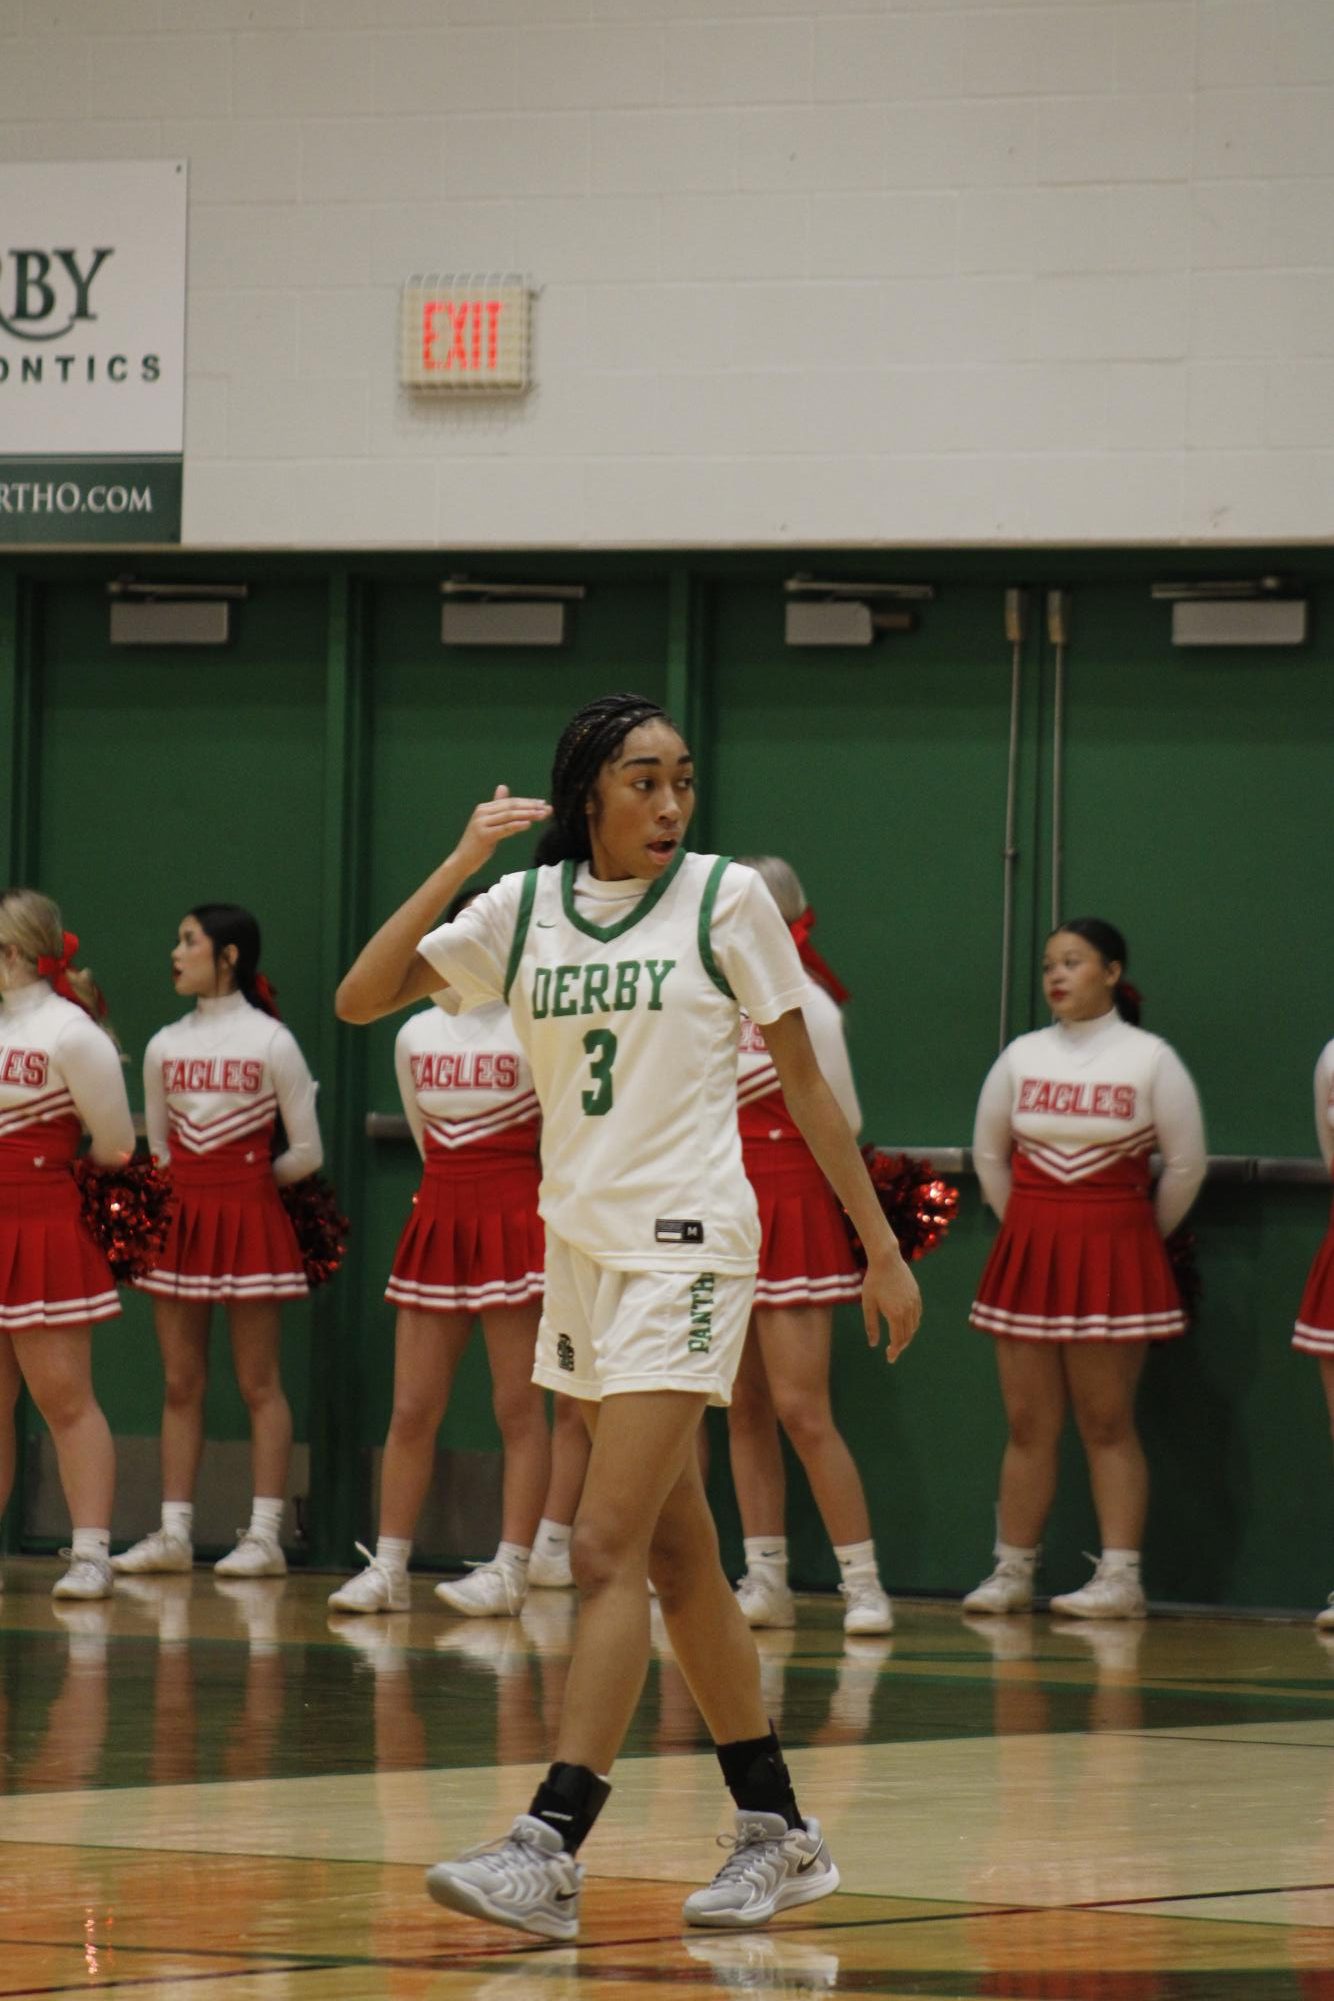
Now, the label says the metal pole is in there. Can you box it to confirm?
[998,588,1027,1050]
[1047,589,1071,931]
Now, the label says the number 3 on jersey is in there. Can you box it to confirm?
[581,1028,618,1116]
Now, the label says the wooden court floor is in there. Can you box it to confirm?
[4,1561,1334,1998]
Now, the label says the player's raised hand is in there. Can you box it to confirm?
[862,1247,922,1364]
[456,784,552,871]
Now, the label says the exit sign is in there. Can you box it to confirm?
[400,276,531,393]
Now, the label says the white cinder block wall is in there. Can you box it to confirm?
[3,0,1333,547]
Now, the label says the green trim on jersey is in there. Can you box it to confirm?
[559,845,686,943]
[503,870,540,1003]
[698,856,735,999]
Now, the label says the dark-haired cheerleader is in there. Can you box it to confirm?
[965,920,1205,1621]
[1293,1039,1334,1628]
[336,692,920,1942]
[728,853,893,1638]
[0,889,133,1600]
[116,905,322,1582]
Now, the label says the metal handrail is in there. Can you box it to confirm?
[361,1114,1330,1186]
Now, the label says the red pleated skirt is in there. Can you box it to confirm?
[0,1167,120,1333]
[1293,1198,1334,1355]
[137,1151,307,1304]
[386,1150,544,1316]
[743,1139,861,1311]
[971,1180,1185,1343]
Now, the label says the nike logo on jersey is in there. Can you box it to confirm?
[536,919,556,927]
[531,958,675,1019]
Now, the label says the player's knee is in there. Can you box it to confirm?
[569,1515,634,1598]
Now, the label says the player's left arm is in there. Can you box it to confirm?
[763,1007,922,1362]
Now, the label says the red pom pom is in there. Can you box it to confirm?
[845,1148,960,1267]
[1165,1225,1202,1327]
[279,1173,350,1290]
[74,1157,173,1283]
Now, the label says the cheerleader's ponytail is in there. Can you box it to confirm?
[0,888,119,1043]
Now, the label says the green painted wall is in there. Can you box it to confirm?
[2,549,1330,1607]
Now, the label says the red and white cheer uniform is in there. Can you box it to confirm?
[970,1012,1206,1342]
[139,990,322,1303]
[1293,1039,1334,1355]
[386,1001,544,1316]
[737,974,862,1311]
[0,980,134,1332]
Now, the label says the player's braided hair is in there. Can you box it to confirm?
[533,692,676,866]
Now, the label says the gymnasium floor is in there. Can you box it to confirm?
[3,1563,1334,1998]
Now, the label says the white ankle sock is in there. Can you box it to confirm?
[376,1536,411,1573]
[534,1517,572,1558]
[996,1540,1038,1570]
[162,1502,194,1544]
[71,1527,111,1561]
[744,1535,788,1578]
[834,1538,879,1582]
[1100,1548,1140,1576]
[495,1540,531,1574]
[248,1497,284,1542]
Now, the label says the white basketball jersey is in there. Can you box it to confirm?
[419,852,808,1272]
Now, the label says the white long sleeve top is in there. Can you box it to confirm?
[395,1000,539,1160]
[0,978,134,1168]
[973,1011,1206,1236]
[736,973,862,1141]
[1315,1040,1334,1176]
[143,990,322,1186]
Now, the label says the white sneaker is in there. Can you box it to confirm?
[735,1571,796,1629]
[111,1529,193,1575]
[328,1543,409,1614]
[52,1551,114,1600]
[839,1576,894,1635]
[682,1811,839,1928]
[214,1531,286,1579]
[435,1562,525,1618]
[1049,1555,1146,1621]
[1316,1593,1334,1631]
[527,1547,574,1589]
[425,1813,582,1941]
[961,1554,1035,1615]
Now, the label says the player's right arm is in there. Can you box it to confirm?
[335,786,550,1025]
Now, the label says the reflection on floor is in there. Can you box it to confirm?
[3,1557,1334,1997]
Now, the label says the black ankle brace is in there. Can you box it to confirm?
[715,1728,802,1831]
[528,1761,612,1855]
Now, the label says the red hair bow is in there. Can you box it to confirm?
[36,929,80,1002]
[788,908,851,1007]
[251,972,282,1018]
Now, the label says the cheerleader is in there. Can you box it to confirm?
[1292,1039,1334,1627]
[965,919,1206,1621]
[728,855,893,1637]
[329,889,554,1619]
[113,905,321,1581]
[336,694,921,1942]
[0,890,133,1600]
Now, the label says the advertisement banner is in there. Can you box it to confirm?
[0,160,187,545]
